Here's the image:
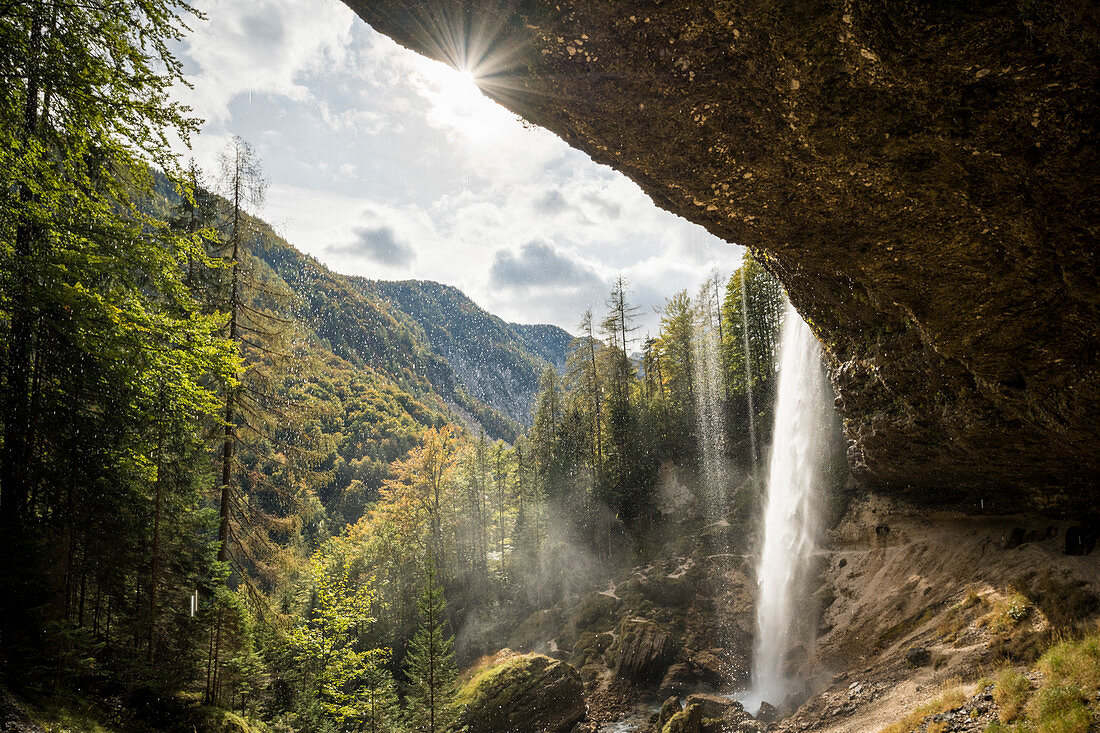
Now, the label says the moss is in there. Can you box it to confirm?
[455,651,584,733]
[571,630,612,669]
[198,709,270,733]
[567,592,621,636]
[456,653,550,711]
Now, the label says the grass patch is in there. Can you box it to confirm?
[1037,633,1100,689]
[1015,572,1100,631]
[983,630,1100,733]
[878,682,967,733]
[1028,684,1091,733]
[983,593,1034,634]
[993,668,1031,722]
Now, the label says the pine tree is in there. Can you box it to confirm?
[403,560,459,733]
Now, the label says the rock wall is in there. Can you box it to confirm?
[342,0,1099,510]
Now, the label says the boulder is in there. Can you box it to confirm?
[612,618,678,682]
[659,663,696,699]
[905,646,932,667]
[754,700,778,723]
[657,696,682,730]
[456,652,586,733]
[693,648,745,688]
[660,694,750,733]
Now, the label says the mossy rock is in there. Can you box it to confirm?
[508,607,565,652]
[456,652,585,733]
[571,630,613,670]
[568,592,622,634]
[660,694,749,733]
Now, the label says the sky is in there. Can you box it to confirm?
[171,0,742,336]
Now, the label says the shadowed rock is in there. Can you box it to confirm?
[341,0,1100,511]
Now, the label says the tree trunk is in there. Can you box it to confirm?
[148,427,164,662]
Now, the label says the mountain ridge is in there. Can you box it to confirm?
[357,278,571,425]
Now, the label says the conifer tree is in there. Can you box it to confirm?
[404,559,459,733]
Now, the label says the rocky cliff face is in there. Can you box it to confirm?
[342,0,1099,510]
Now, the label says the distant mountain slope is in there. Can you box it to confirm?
[360,280,572,425]
[250,233,521,441]
[509,322,572,373]
[150,170,563,436]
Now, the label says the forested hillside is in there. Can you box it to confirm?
[364,279,572,425]
[212,202,568,442]
[0,2,787,731]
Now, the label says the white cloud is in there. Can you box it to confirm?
[172,2,741,335]
[178,0,353,125]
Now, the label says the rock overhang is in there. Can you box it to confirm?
[342,0,1100,512]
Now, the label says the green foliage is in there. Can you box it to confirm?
[289,546,395,731]
[0,0,238,696]
[1029,685,1091,733]
[524,262,785,554]
[981,632,1100,733]
[721,251,785,462]
[1037,632,1100,692]
[403,561,460,733]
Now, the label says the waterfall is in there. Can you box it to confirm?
[740,270,758,474]
[693,294,727,507]
[741,300,833,713]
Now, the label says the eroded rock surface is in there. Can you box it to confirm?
[342,0,1099,509]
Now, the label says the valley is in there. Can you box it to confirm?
[1,1,1097,732]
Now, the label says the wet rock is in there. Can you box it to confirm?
[755,700,778,723]
[659,663,696,699]
[657,696,682,730]
[661,694,750,733]
[456,652,585,733]
[692,648,742,688]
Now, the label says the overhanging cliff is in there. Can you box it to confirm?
[342,0,1099,510]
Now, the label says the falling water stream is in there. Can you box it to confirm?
[740,300,833,714]
[693,289,728,507]
[740,270,759,474]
